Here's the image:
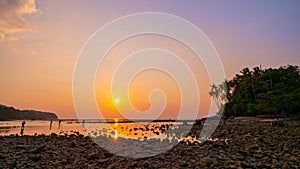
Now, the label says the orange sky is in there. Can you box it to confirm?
[0,1,300,119]
[94,35,211,119]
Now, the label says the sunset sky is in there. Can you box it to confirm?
[0,0,300,119]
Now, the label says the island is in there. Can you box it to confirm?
[0,104,57,120]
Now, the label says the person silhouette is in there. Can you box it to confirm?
[58,120,61,129]
[82,120,86,129]
[50,119,53,130]
[20,121,26,135]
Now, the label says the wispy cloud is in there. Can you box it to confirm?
[0,0,38,41]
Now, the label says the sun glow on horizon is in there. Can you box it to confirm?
[114,118,118,126]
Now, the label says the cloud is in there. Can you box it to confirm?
[0,0,38,41]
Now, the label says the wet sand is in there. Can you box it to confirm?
[0,118,299,168]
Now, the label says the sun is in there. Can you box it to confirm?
[114,98,120,104]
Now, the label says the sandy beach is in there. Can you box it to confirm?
[0,118,299,169]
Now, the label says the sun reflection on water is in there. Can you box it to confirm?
[114,119,118,127]
[113,130,118,140]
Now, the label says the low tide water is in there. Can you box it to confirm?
[0,119,199,143]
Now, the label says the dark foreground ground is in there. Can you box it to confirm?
[0,118,299,169]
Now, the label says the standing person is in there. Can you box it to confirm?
[20,121,26,135]
[58,120,61,129]
[82,120,86,129]
[50,119,53,130]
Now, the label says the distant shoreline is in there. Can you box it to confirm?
[2,114,299,122]
[0,104,58,121]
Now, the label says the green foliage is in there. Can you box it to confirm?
[211,65,300,116]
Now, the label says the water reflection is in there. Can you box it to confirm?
[113,130,118,140]
[0,119,224,144]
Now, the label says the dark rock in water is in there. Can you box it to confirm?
[0,104,58,120]
[154,131,160,135]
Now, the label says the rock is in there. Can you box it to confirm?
[97,158,110,164]
[69,141,76,147]
[30,155,42,162]
[179,160,188,167]
[28,144,46,154]
[245,144,259,151]
[87,152,99,160]
[255,149,262,154]
[65,164,73,169]
[8,160,17,169]
[229,164,236,168]
[50,133,58,137]
[199,157,213,167]
[61,159,68,164]
[271,121,286,127]
[15,145,29,149]
[237,150,249,156]
[217,140,226,147]
[236,155,245,160]
[57,166,63,169]
[131,162,138,167]
[0,153,6,159]
[106,163,116,169]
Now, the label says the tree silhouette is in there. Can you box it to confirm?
[209,81,227,114]
[217,65,300,116]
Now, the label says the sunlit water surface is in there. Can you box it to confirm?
[0,120,201,143]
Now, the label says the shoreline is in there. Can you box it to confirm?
[0,118,299,168]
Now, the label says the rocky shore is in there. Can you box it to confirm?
[0,118,299,168]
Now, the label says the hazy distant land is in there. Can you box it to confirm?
[0,104,57,120]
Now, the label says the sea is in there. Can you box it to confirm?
[0,119,199,142]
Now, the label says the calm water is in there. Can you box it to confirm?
[0,120,84,136]
[0,120,199,142]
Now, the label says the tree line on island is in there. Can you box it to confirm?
[0,104,57,120]
[210,65,300,116]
